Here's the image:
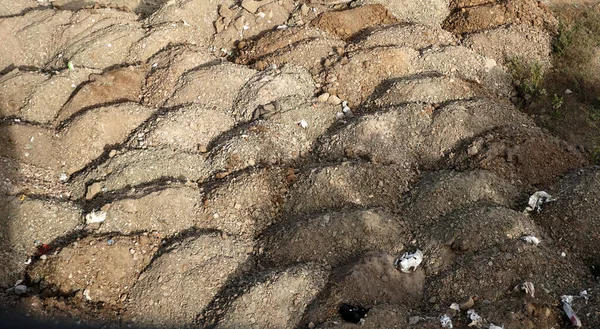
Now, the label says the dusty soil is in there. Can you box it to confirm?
[0,1,599,329]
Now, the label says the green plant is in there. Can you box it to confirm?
[507,58,546,97]
[553,20,575,57]
[552,94,564,118]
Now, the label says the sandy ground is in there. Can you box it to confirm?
[0,0,599,328]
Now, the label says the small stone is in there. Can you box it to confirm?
[234,16,245,30]
[198,144,208,153]
[467,144,479,156]
[301,3,310,16]
[565,89,573,94]
[317,93,330,102]
[327,95,342,105]
[219,4,233,18]
[14,285,27,295]
[409,316,420,325]
[241,0,262,14]
[108,149,117,158]
[459,296,474,310]
[86,182,103,200]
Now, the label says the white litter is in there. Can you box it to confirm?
[449,303,460,311]
[580,290,589,302]
[394,249,423,273]
[525,191,555,213]
[83,289,92,301]
[59,172,69,182]
[561,297,582,327]
[489,324,504,329]
[467,309,483,327]
[521,281,535,298]
[440,314,453,328]
[85,210,107,224]
[520,235,540,246]
[298,119,309,129]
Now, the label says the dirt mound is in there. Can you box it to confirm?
[1,1,599,328]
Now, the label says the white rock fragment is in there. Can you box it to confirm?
[298,119,309,129]
[85,210,107,224]
[565,89,573,94]
[525,191,555,213]
[440,314,453,328]
[520,235,540,246]
[489,324,504,329]
[449,303,460,311]
[394,249,423,273]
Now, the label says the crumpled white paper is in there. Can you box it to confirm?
[440,314,453,328]
[395,249,423,273]
[525,191,555,213]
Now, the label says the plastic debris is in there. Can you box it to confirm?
[85,210,107,224]
[440,314,453,328]
[520,235,540,246]
[59,172,69,182]
[521,281,535,298]
[298,119,309,129]
[394,249,423,273]
[24,258,31,265]
[83,289,92,301]
[525,191,555,213]
[579,290,589,302]
[489,324,504,329]
[107,239,115,246]
[67,61,75,70]
[339,303,368,324]
[34,243,52,257]
[467,309,484,327]
[562,299,582,327]
[450,303,460,311]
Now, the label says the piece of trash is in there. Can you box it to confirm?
[67,61,74,70]
[449,303,460,311]
[276,25,288,29]
[408,315,420,325]
[85,210,107,224]
[489,324,504,329]
[107,239,115,246]
[520,235,540,246]
[561,252,567,257]
[467,309,484,327]
[394,249,423,273]
[562,299,582,327]
[34,243,52,257]
[562,295,574,304]
[298,119,309,129]
[339,303,368,324]
[440,314,453,328]
[24,258,31,265]
[83,289,92,301]
[521,281,535,298]
[14,285,27,295]
[579,290,589,302]
[59,172,69,182]
[525,191,555,213]
[565,89,573,94]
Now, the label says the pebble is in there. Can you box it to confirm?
[219,4,233,18]
[317,92,330,102]
[14,285,27,295]
[459,296,474,310]
[242,0,262,14]
[85,182,103,200]
[327,95,342,105]
[301,3,310,16]
[409,316,420,325]
[108,149,117,158]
